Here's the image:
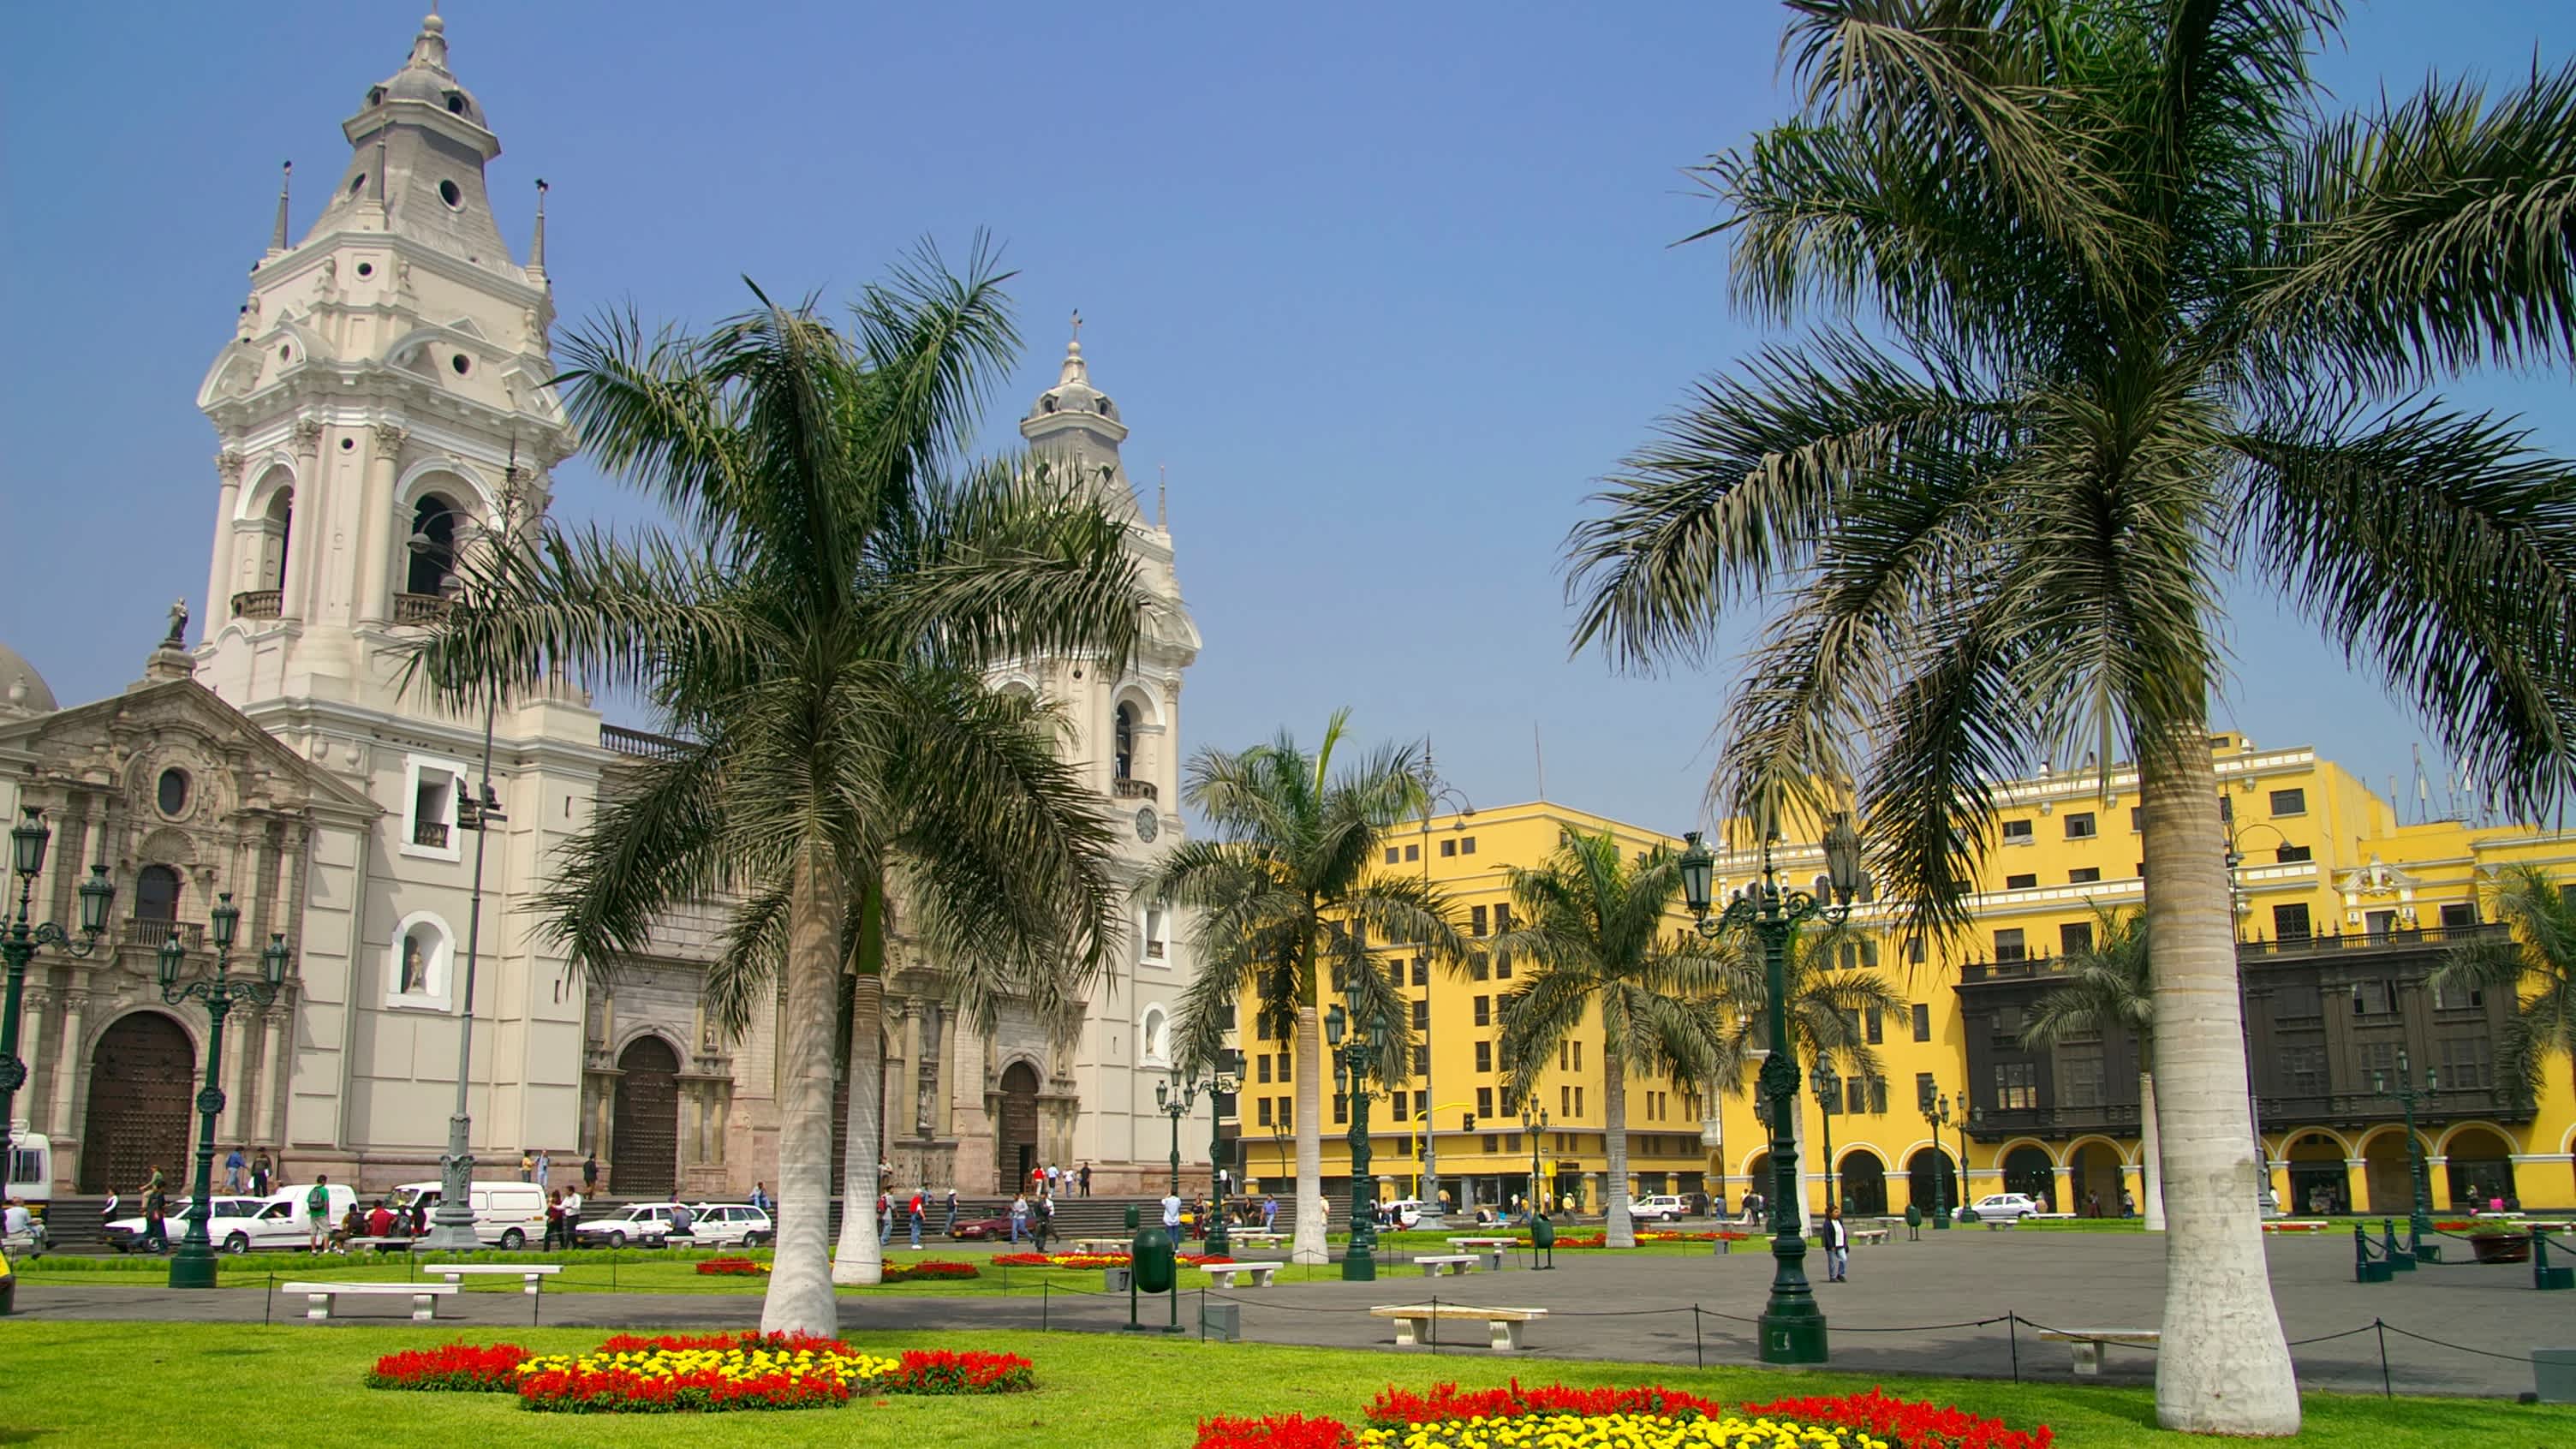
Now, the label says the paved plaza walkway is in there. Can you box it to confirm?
[15,1230,2566,1398]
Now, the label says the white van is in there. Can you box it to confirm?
[388,1180,550,1249]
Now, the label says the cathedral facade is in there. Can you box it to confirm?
[1,13,1202,1202]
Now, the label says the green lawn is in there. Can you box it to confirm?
[8,1321,2567,1448]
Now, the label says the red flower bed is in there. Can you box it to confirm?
[366,1340,530,1392]
[695,1256,767,1275]
[880,1349,1035,1394]
[882,1259,981,1283]
[1739,1388,2054,1449]
[1195,1413,1361,1448]
[597,1330,850,1354]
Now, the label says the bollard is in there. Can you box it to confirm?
[2383,1219,2416,1272]
[2354,1224,2392,1283]
[2536,1231,2573,1291]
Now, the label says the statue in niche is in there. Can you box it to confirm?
[398,933,424,994]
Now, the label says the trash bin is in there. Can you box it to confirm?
[1201,1301,1242,1342]
[1132,1223,1176,1295]
[2534,1348,2576,1404]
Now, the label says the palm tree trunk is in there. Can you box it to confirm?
[832,972,886,1285]
[761,843,844,1337]
[1602,1064,1635,1248]
[1291,1005,1327,1265]
[2140,733,2297,1435]
[2138,1068,2166,1231]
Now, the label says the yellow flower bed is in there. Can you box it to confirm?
[1358,1413,1890,1449]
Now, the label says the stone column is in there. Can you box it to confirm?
[15,990,46,1130]
[902,998,927,1136]
[261,1008,289,1146]
[48,992,86,1138]
[282,419,325,619]
[2342,1158,2369,1215]
[356,425,406,626]
[2052,1164,2074,1214]
[206,450,246,625]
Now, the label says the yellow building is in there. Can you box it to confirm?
[1219,735,2576,1218]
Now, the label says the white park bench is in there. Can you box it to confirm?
[283,1279,456,1322]
[345,1236,417,1253]
[2027,1212,2078,1221]
[1070,1237,1129,1255]
[1371,1303,1547,1351]
[1413,1254,1480,1277]
[425,1262,563,1296]
[1230,1231,1288,1247]
[1446,1236,1516,1269]
[1849,1226,1890,1246]
[2035,1327,2160,1375]
[1202,1262,1279,1289]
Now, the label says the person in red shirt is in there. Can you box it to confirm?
[365,1199,397,1239]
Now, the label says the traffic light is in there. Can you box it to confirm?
[1462,1112,1476,1135]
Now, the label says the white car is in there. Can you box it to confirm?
[686,1202,774,1247]
[104,1187,350,1255]
[1376,1199,1427,1229]
[1627,1195,1690,1223]
[1965,1192,2042,1221]
[575,1202,688,1248]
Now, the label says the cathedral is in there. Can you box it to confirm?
[0,12,1202,1202]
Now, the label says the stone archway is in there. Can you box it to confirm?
[2001,1143,2055,1205]
[1837,1151,1889,1215]
[1905,1147,1958,1219]
[2286,1132,2351,1215]
[2069,1141,2125,1214]
[78,1012,195,1194]
[2442,1126,2517,1209]
[610,1036,681,1198]
[996,1061,1041,1194]
[2361,1130,2424,1213]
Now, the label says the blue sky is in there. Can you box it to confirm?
[5,2,2572,832]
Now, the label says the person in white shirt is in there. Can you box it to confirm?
[1161,1193,1183,1231]
[560,1187,583,1248]
[3,1200,36,1244]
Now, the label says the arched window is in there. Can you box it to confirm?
[135,866,182,927]
[1140,1005,1170,1068]
[260,486,295,593]
[405,493,461,596]
[389,912,456,1008]
[1114,702,1137,781]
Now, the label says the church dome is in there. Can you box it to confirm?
[1027,337,1118,423]
[0,641,57,716]
[364,14,486,128]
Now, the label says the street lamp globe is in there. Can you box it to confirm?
[76,863,113,933]
[1324,1003,1347,1046]
[9,807,47,879]
[156,933,186,990]
[1678,832,1715,917]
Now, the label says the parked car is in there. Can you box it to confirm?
[575,1202,690,1248]
[1378,1199,1427,1229]
[948,1213,1017,1242]
[388,1180,550,1249]
[1965,1192,2042,1221]
[105,1184,355,1254]
[686,1203,774,1247]
[1627,1195,1690,1223]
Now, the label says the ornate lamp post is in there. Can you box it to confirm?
[1919,1088,1953,1229]
[1519,1097,1553,1255]
[1325,991,1388,1282]
[1205,1048,1243,1257]
[1810,1062,1840,1218]
[158,893,289,1288]
[1412,751,1472,1231]
[1953,1094,1982,1221]
[2,810,114,1166]
[2372,1048,2439,1249]
[1679,814,1866,1365]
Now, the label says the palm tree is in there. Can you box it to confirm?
[2434,865,2576,1106]
[1491,827,1742,1248]
[1151,713,1458,1265]
[1564,6,2576,1432]
[2019,906,2163,1229]
[410,247,1148,1335]
[1721,915,1905,1228]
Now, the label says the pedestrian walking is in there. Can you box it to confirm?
[668,1201,695,1241]
[584,1153,600,1193]
[1823,1206,1850,1282]
[140,1169,170,1253]
[543,1190,565,1250]
[2119,1186,2136,1219]
[1010,1192,1029,1244]
[534,1149,551,1190]
[561,1186,584,1249]
[943,1186,958,1236]
[1045,1163,1060,1196]
[1035,1194,1056,1252]
[518,1150,534,1183]
[249,1149,271,1196]
[224,1145,246,1193]
[303,1176,334,1252]
[1078,1162,1092,1197]
[908,1188,926,1250]
[1261,1195,1278,1230]
[748,1182,772,1213]
[877,1191,893,1247]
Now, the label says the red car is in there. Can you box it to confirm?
[947,1213,1017,1241]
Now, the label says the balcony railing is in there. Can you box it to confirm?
[1112,778,1159,802]
[2239,921,2507,957]
[412,820,451,849]
[126,918,205,949]
[600,723,692,760]
[392,593,449,624]
[230,589,283,621]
